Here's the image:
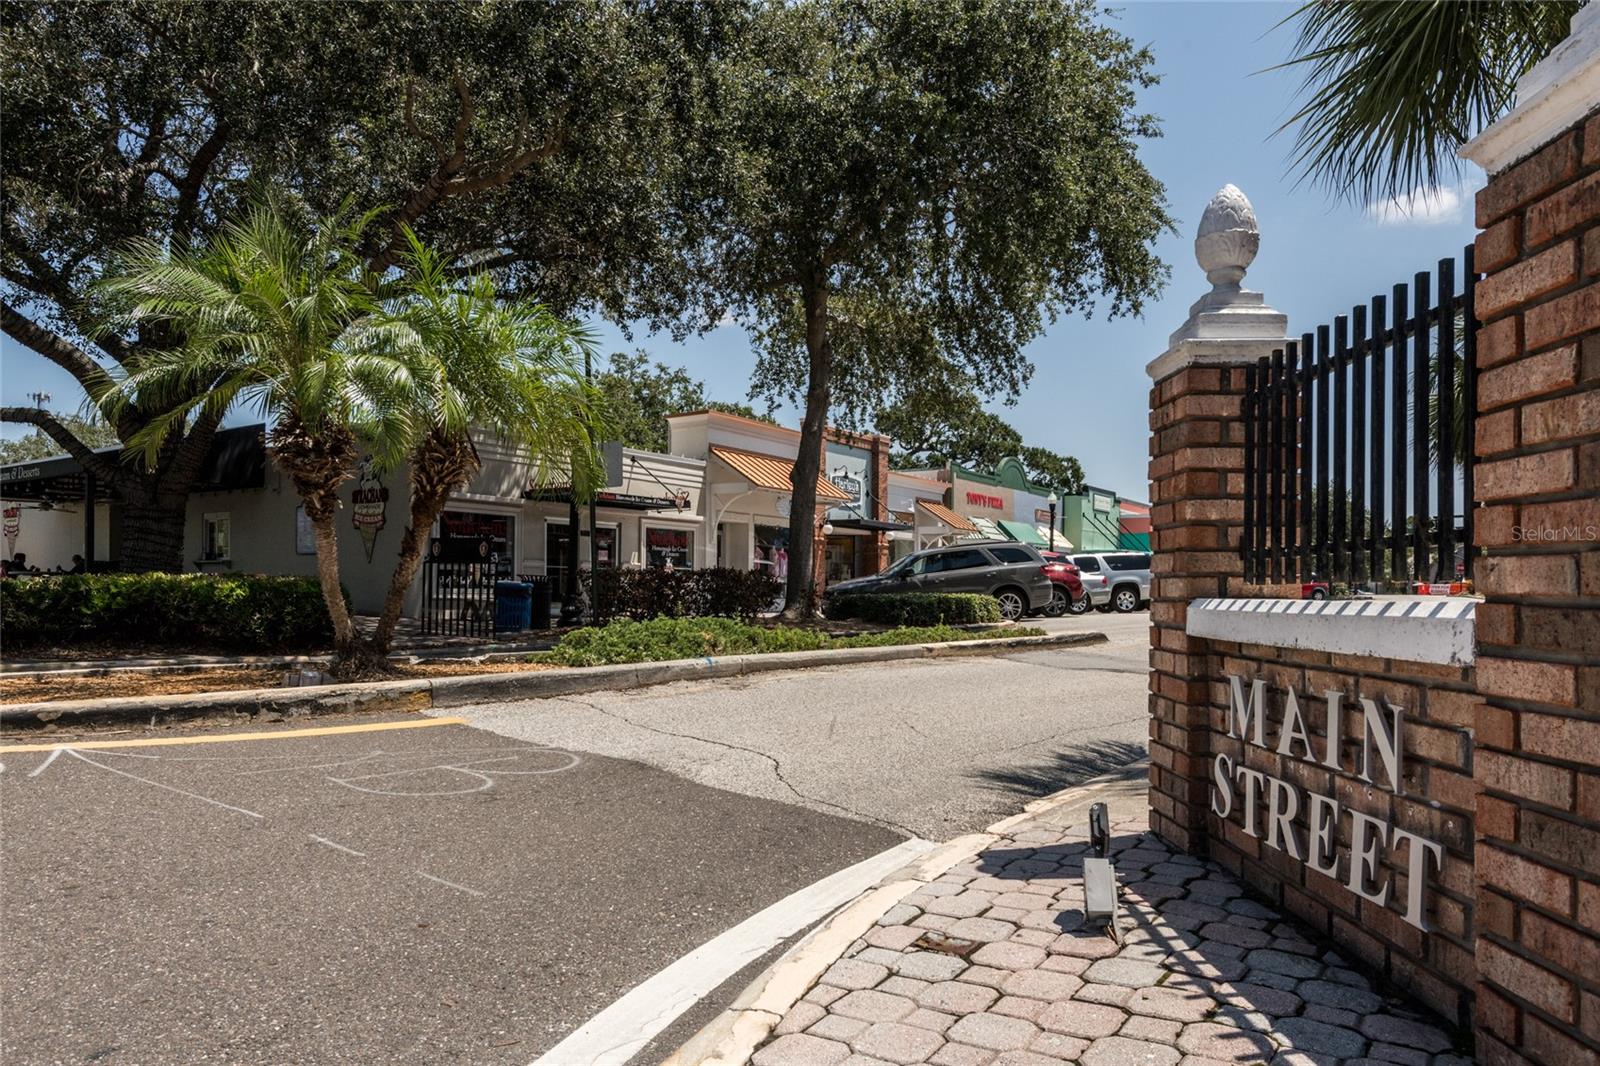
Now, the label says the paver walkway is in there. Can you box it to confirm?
[754,813,1470,1066]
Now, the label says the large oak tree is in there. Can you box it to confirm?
[704,0,1171,616]
[1,0,715,571]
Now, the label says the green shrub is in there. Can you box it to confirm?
[548,616,829,666]
[547,616,1042,667]
[824,592,1002,626]
[0,573,336,652]
[582,567,781,623]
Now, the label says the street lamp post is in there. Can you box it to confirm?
[1046,491,1058,552]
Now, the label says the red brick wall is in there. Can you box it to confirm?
[1200,642,1480,1026]
[1147,363,1247,853]
[1471,106,1600,1066]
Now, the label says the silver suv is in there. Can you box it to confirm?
[1072,551,1151,613]
[826,540,1055,621]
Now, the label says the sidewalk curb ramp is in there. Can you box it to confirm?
[0,631,1107,729]
[661,768,1149,1066]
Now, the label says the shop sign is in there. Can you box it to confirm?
[594,490,692,511]
[1034,508,1054,523]
[1,465,42,483]
[1210,676,1444,932]
[966,491,1004,509]
[350,457,389,562]
[825,443,870,520]
[1092,492,1114,513]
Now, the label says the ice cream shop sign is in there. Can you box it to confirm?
[1210,675,1445,932]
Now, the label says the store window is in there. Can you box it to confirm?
[754,523,790,579]
[202,513,231,561]
[435,510,514,586]
[594,526,618,568]
[645,527,692,569]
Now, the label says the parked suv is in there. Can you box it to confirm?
[825,540,1055,621]
[1071,551,1152,613]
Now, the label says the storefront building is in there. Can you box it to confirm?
[1060,484,1125,552]
[904,458,1074,552]
[664,410,904,585]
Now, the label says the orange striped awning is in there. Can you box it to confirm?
[710,446,852,503]
[915,499,978,533]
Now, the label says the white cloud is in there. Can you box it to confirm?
[1365,183,1471,226]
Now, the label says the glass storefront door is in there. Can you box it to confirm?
[645,527,692,568]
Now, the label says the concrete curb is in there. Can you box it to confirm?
[660,768,1148,1066]
[0,631,1106,728]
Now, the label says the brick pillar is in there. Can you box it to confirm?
[1461,12,1600,1061]
[1145,184,1288,855]
[1148,364,1252,852]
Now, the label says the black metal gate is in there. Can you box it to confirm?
[420,558,509,638]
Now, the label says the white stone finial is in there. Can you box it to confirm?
[1195,184,1260,292]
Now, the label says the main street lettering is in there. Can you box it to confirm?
[1210,675,1445,932]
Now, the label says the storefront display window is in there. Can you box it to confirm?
[645,527,692,569]
[437,510,514,565]
[754,523,790,578]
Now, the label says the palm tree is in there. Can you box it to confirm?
[98,200,419,666]
[362,231,610,662]
[1276,1,1580,205]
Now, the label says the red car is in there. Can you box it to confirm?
[1039,551,1088,616]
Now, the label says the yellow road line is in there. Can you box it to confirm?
[0,716,467,754]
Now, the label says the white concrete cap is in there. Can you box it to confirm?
[1186,596,1478,667]
[1148,186,1288,382]
[1460,2,1600,175]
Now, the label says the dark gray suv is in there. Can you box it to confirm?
[825,540,1054,621]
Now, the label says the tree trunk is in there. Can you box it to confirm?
[782,278,833,621]
[369,430,481,658]
[309,511,358,658]
[116,499,189,573]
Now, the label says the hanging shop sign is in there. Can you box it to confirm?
[1210,676,1444,932]
[350,457,389,563]
[825,443,870,521]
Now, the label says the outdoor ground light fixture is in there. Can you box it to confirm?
[1083,801,1121,941]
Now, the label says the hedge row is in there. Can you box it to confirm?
[1,573,335,652]
[546,616,1039,667]
[823,591,1001,626]
[581,567,780,623]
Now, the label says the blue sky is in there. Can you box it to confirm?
[2,2,1481,502]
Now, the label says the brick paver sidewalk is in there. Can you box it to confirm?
[754,813,1469,1066]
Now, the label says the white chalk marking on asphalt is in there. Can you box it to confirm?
[66,749,263,819]
[309,834,366,858]
[418,871,485,897]
[27,747,64,777]
[531,835,937,1066]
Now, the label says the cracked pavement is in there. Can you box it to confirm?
[447,613,1152,841]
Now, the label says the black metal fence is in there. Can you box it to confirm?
[420,558,510,638]
[1242,246,1478,588]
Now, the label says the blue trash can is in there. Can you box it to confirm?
[494,580,533,632]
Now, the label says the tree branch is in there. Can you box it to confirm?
[0,407,121,482]
[172,118,232,246]
[0,300,112,392]
[370,74,565,274]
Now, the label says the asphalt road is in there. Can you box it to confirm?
[2,612,1151,1066]
[0,718,901,1065]
[453,611,1152,840]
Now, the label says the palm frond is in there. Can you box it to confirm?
[1273,1,1579,205]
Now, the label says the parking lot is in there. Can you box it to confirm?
[1,717,902,1065]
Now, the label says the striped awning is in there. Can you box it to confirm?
[710,446,852,502]
[970,517,1006,540]
[915,499,978,533]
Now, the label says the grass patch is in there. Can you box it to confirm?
[545,616,1046,667]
